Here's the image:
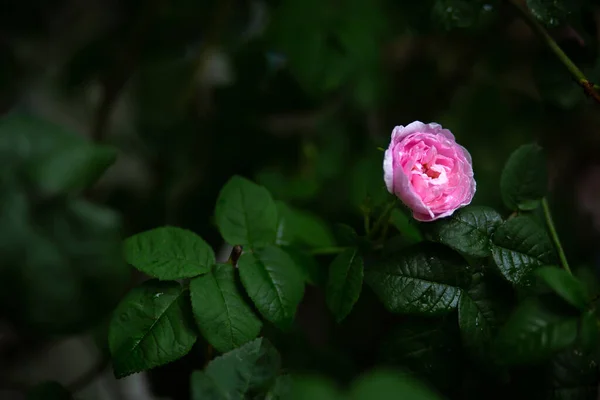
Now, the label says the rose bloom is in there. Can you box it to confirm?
[383,121,475,221]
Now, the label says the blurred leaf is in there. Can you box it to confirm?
[365,243,469,315]
[276,202,336,248]
[190,338,281,399]
[579,311,599,352]
[108,280,197,378]
[545,346,599,399]
[28,143,117,193]
[238,245,305,329]
[491,216,556,286]
[290,376,341,400]
[124,226,214,280]
[350,369,443,400]
[265,375,293,399]
[26,381,73,400]
[426,206,502,257]
[256,170,320,202]
[458,273,502,358]
[494,297,579,365]
[215,176,278,247]
[526,0,581,28]
[326,248,364,322]
[390,208,423,245]
[500,144,548,211]
[535,266,589,310]
[283,246,326,286]
[349,149,390,211]
[190,264,262,353]
[432,0,498,30]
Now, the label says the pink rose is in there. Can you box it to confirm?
[383,121,476,221]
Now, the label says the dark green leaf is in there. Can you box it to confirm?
[283,246,326,286]
[108,280,197,378]
[390,208,423,245]
[26,382,73,400]
[190,338,281,400]
[215,176,278,247]
[349,150,390,211]
[276,202,335,248]
[494,297,579,365]
[500,143,548,211]
[491,216,556,285]
[290,376,341,400]
[238,245,305,329]
[28,143,117,193]
[526,0,580,28]
[326,248,364,322]
[427,206,502,257]
[124,226,214,280]
[351,370,443,400]
[365,243,469,315]
[546,346,599,399]
[265,375,293,400]
[190,264,262,353]
[579,311,599,352]
[535,266,589,310]
[458,273,500,357]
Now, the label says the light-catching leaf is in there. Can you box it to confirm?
[500,143,548,211]
[124,226,214,280]
[491,216,556,286]
[526,0,580,28]
[545,346,600,399]
[215,175,278,247]
[458,273,501,357]
[350,369,443,400]
[365,243,469,315]
[190,338,281,400]
[494,297,579,365]
[276,202,335,248]
[326,248,364,322]
[28,143,117,193]
[108,280,197,378]
[535,266,589,310]
[238,245,305,329]
[390,208,423,245]
[190,264,262,353]
[427,206,502,257]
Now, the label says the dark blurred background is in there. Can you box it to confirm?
[1,0,600,399]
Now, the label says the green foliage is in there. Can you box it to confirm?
[545,347,600,399]
[276,202,335,248]
[326,248,364,322]
[215,176,279,248]
[350,370,443,400]
[190,263,262,353]
[26,382,73,400]
[491,216,557,285]
[389,208,423,245]
[190,338,281,399]
[526,0,582,28]
[426,206,503,257]
[500,144,548,211]
[238,245,305,329]
[365,243,469,315]
[432,0,499,31]
[535,266,590,310]
[108,280,197,378]
[124,226,214,280]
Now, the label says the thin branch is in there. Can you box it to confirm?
[542,198,572,274]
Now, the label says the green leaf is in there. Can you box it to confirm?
[546,346,599,399]
[458,273,500,357]
[238,245,305,329]
[290,376,341,400]
[491,216,556,286]
[500,143,548,211]
[390,208,423,244]
[283,246,326,286]
[494,297,579,365]
[26,382,73,400]
[579,310,599,352]
[28,143,117,193]
[350,370,443,400]
[190,338,281,400]
[427,206,502,257]
[276,202,335,248]
[535,266,589,310]
[365,243,468,315]
[108,280,197,378]
[326,248,364,322]
[526,0,580,28]
[190,263,262,353]
[215,175,278,247]
[124,226,214,280]
[349,150,390,211]
[265,375,293,400]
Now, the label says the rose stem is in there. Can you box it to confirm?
[506,0,600,104]
[369,200,397,240]
[541,198,572,275]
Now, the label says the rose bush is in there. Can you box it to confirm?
[383,121,476,221]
